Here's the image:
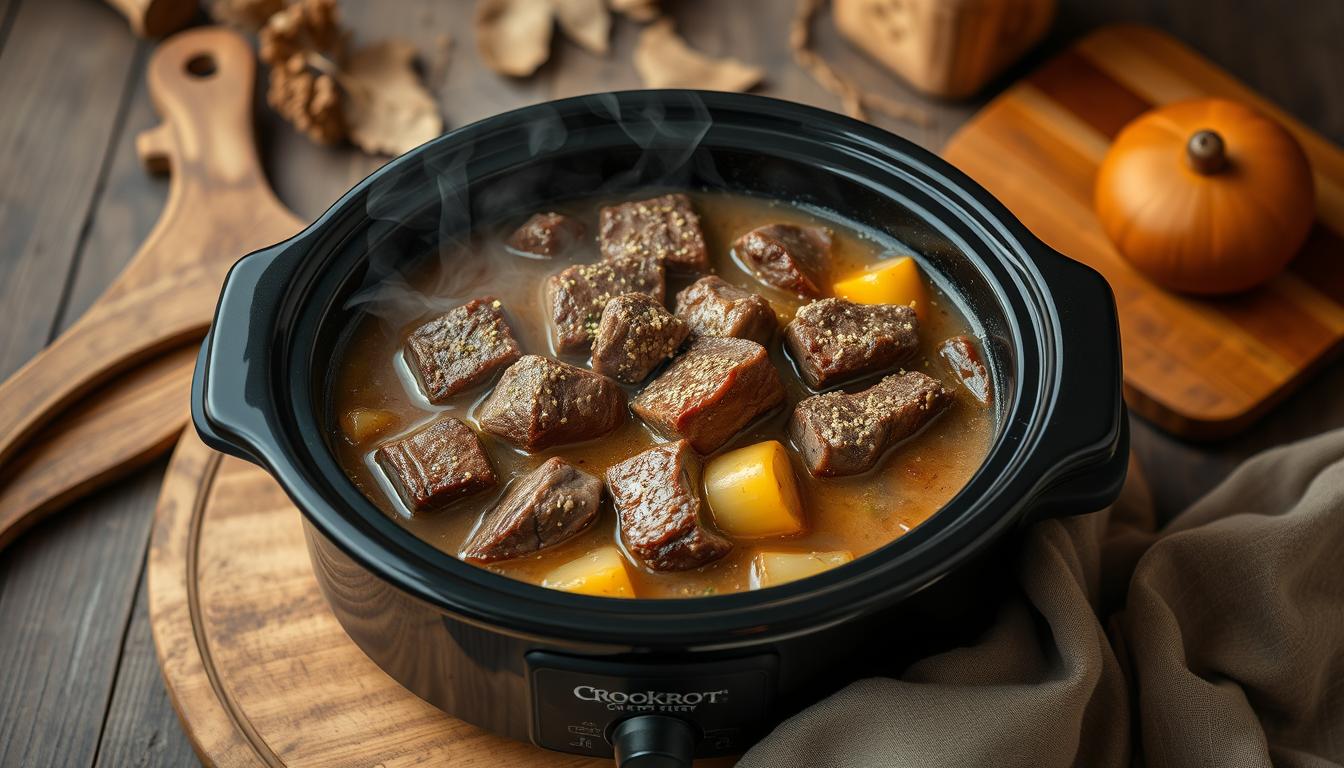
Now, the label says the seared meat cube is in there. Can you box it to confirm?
[735,223,833,297]
[938,335,992,406]
[591,293,690,384]
[599,193,709,273]
[674,275,777,345]
[404,297,521,403]
[506,212,585,258]
[477,355,627,451]
[632,337,785,454]
[545,255,665,353]
[375,417,497,512]
[785,298,919,389]
[607,440,732,571]
[461,457,602,563]
[789,371,952,477]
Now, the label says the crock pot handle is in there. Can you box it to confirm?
[1021,247,1130,523]
[191,241,293,465]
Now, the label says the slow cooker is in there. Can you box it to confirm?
[192,91,1127,766]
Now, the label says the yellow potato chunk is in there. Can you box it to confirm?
[541,547,635,598]
[703,440,805,538]
[340,407,399,444]
[750,550,854,589]
[833,256,929,321]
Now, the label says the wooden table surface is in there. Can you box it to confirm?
[0,0,1340,765]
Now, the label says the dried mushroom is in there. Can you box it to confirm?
[259,0,346,145]
[633,20,763,91]
[257,0,443,154]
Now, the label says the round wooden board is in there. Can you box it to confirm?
[147,430,609,767]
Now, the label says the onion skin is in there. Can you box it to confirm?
[1094,98,1315,295]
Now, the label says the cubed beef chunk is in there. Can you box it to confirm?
[545,255,665,353]
[785,298,919,389]
[735,223,833,297]
[506,212,585,258]
[477,355,627,451]
[938,335,992,406]
[375,417,497,512]
[607,440,732,571]
[460,457,602,563]
[591,293,690,384]
[789,371,952,477]
[674,275,777,345]
[404,297,521,403]
[632,337,785,453]
[598,193,709,273]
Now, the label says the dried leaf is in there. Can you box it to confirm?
[475,0,555,77]
[609,0,659,22]
[553,0,611,54]
[634,20,763,91]
[340,40,445,156]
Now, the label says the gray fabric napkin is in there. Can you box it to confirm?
[741,429,1344,767]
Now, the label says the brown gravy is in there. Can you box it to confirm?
[327,191,995,598]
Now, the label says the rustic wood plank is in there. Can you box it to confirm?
[94,572,200,768]
[0,466,163,768]
[1048,0,1344,146]
[0,28,303,484]
[0,24,188,768]
[58,55,198,768]
[59,50,167,320]
[0,0,142,380]
[0,0,19,53]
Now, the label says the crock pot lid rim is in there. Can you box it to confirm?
[263,89,1089,643]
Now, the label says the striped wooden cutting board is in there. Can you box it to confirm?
[944,24,1344,439]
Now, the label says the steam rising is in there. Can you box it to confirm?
[343,92,722,325]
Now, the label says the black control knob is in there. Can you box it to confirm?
[611,715,697,768]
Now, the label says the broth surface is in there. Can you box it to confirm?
[328,191,995,598]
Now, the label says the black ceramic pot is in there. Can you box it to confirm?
[192,91,1127,766]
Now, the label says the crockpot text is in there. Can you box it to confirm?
[572,686,729,713]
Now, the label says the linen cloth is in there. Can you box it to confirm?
[741,429,1344,767]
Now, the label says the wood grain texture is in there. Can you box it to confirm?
[0,68,193,524]
[0,345,193,543]
[0,26,303,548]
[0,0,140,381]
[148,433,622,767]
[95,574,204,768]
[0,467,163,768]
[0,26,300,478]
[943,25,1344,438]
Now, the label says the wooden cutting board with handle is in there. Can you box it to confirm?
[0,26,302,548]
[944,25,1344,439]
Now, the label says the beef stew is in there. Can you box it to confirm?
[328,191,996,598]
